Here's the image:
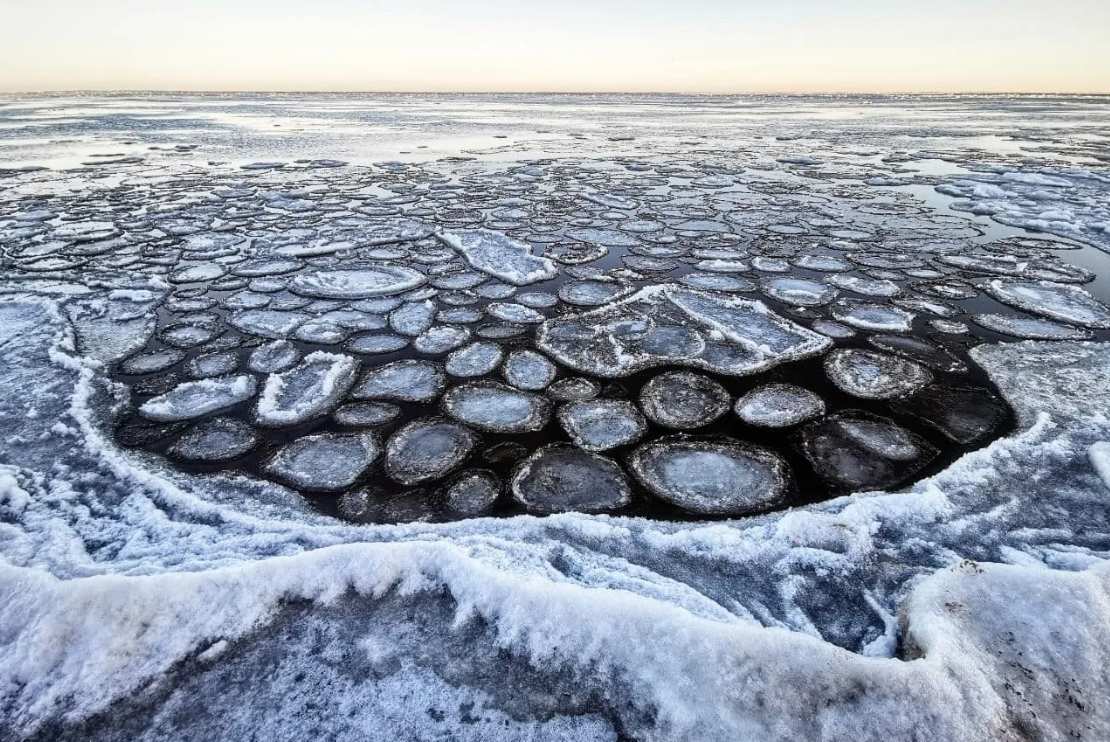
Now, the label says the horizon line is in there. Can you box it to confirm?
[2,89,1110,97]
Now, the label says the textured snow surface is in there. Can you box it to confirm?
[2,295,1110,740]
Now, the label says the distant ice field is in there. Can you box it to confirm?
[1,94,1110,741]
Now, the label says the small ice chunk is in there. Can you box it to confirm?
[446,342,504,377]
[972,313,1093,340]
[511,444,631,514]
[346,334,410,354]
[167,417,257,462]
[389,300,437,336]
[353,360,445,402]
[119,349,185,375]
[832,300,915,332]
[264,433,379,491]
[503,350,556,390]
[547,377,601,402]
[734,383,825,427]
[255,352,359,427]
[984,280,1110,328]
[248,340,300,374]
[413,324,471,354]
[639,371,730,429]
[442,380,551,433]
[628,436,788,515]
[334,401,401,427]
[558,399,647,451]
[185,352,239,379]
[444,469,501,515]
[436,229,557,286]
[228,309,309,339]
[761,277,838,307]
[139,375,258,422]
[289,266,426,299]
[385,417,477,485]
[799,412,938,490]
[824,349,933,400]
[486,302,545,324]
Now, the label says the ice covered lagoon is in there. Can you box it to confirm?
[2,94,1110,741]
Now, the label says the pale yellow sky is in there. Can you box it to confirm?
[1,0,1108,93]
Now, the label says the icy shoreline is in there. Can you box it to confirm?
[0,287,1108,740]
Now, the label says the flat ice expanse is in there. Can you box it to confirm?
[1,94,1110,741]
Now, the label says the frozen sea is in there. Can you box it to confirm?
[1,93,1110,741]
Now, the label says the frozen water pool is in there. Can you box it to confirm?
[2,93,1110,741]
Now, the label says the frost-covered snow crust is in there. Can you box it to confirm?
[2,93,1110,741]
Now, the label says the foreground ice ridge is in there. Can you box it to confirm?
[2,295,1110,741]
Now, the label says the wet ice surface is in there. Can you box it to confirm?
[4,95,1110,524]
[3,94,1110,741]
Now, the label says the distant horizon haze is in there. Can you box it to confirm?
[1,0,1108,94]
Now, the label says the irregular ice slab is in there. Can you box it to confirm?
[119,349,185,375]
[229,309,309,339]
[503,350,556,391]
[444,469,501,515]
[557,399,647,451]
[390,300,436,337]
[353,360,445,403]
[893,384,1007,444]
[537,284,831,378]
[290,266,426,299]
[139,375,258,422]
[333,401,400,427]
[734,383,825,427]
[799,412,938,490]
[436,229,557,286]
[486,302,545,324]
[628,436,788,516]
[442,381,551,433]
[640,370,730,430]
[761,277,838,307]
[510,444,631,514]
[264,433,379,491]
[255,352,359,427]
[984,280,1110,329]
[385,418,477,485]
[825,349,933,400]
[972,313,1093,340]
[167,417,258,462]
[248,340,300,374]
[413,325,470,354]
[832,300,916,332]
[446,342,503,377]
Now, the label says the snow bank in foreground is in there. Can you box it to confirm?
[1,292,1110,741]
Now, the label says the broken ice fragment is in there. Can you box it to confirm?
[734,383,825,428]
[798,412,938,491]
[824,349,933,400]
[385,417,477,485]
[628,436,788,516]
[167,417,257,462]
[442,381,551,433]
[639,370,730,429]
[289,266,426,299]
[511,444,631,514]
[558,399,647,451]
[537,284,830,378]
[255,352,359,427]
[139,375,258,422]
[983,280,1110,328]
[436,229,557,286]
[353,360,445,403]
[264,433,379,491]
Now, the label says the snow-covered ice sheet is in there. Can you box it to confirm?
[2,290,1110,741]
